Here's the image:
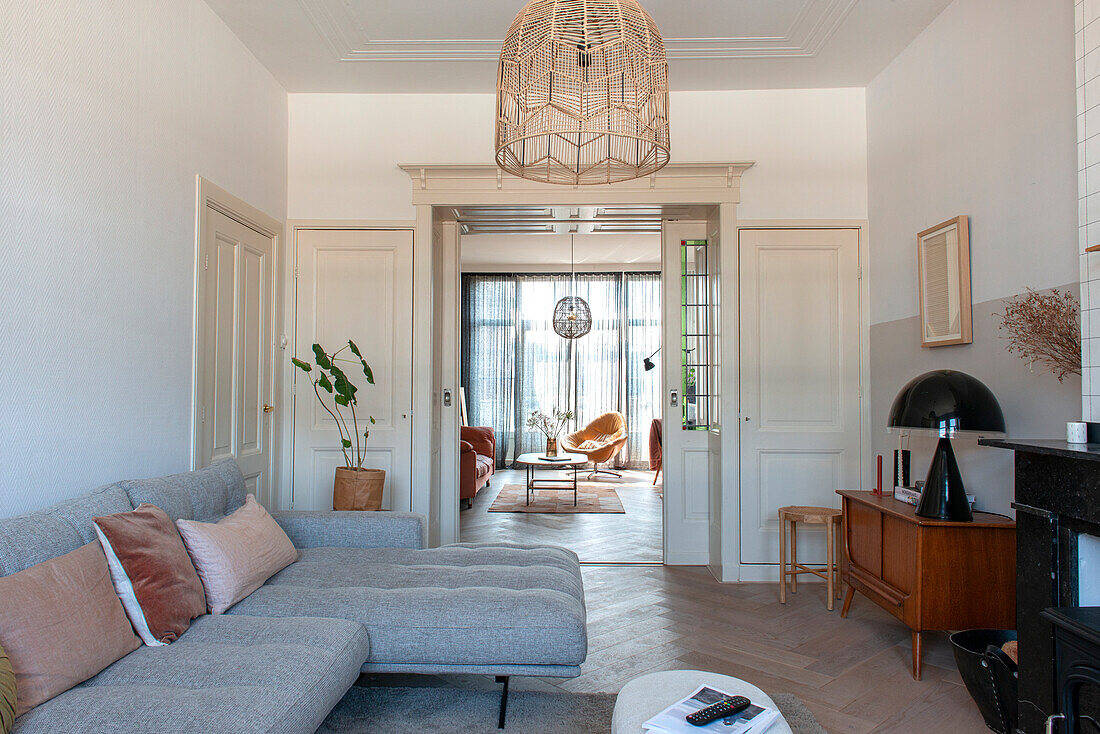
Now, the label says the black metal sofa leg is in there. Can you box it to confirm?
[496,675,510,729]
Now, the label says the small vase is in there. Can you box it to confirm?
[545,437,558,457]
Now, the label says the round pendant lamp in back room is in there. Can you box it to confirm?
[495,0,671,185]
[554,235,592,339]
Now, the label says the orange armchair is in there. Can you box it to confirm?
[561,412,628,479]
[460,426,496,508]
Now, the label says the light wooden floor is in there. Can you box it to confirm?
[460,468,664,562]
[417,565,986,733]
[457,471,986,731]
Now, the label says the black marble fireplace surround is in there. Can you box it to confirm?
[981,438,1100,733]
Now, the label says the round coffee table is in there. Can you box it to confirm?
[611,670,793,734]
[515,452,587,506]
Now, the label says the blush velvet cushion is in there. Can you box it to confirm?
[0,542,141,718]
[176,495,298,614]
[93,503,207,645]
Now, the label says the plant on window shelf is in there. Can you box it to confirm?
[292,341,385,511]
[527,408,575,457]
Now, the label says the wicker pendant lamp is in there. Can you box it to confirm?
[554,236,592,338]
[495,0,671,186]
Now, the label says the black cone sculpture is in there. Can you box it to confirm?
[918,435,971,521]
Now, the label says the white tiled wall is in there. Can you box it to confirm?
[1079,0,1100,419]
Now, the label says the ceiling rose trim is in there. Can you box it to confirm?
[298,0,857,63]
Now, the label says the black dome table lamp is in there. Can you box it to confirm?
[887,370,1006,522]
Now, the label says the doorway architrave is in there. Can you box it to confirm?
[400,163,755,563]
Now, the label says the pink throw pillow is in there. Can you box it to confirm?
[0,543,141,717]
[175,495,298,614]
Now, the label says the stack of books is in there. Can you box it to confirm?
[893,486,976,510]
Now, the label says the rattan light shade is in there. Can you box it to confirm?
[495,0,671,186]
[553,295,593,338]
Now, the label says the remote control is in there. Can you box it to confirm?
[685,696,751,726]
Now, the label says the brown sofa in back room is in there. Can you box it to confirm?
[460,426,496,508]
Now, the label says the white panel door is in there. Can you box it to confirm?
[739,229,861,566]
[662,221,711,565]
[198,207,275,507]
[292,229,414,511]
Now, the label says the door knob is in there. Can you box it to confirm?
[670,389,678,407]
[263,404,275,413]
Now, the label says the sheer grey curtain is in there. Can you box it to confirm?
[461,272,661,468]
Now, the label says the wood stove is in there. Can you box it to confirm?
[1041,608,1100,733]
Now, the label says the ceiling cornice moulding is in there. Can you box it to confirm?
[298,0,857,63]
[398,163,755,206]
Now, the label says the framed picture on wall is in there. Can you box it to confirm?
[917,215,972,347]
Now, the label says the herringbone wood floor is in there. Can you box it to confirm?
[461,468,663,562]
[458,470,986,731]
[430,565,986,733]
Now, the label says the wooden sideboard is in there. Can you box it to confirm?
[836,490,1016,679]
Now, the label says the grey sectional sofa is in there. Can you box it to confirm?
[0,459,587,733]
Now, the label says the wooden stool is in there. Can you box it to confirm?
[778,505,843,611]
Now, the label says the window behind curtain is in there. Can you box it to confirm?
[461,272,661,468]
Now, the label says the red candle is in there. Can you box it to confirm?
[875,455,883,495]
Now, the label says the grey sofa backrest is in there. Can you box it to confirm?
[119,459,246,524]
[0,484,133,577]
[0,458,246,577]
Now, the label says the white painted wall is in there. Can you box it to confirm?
[867,0,1078,514]
[288,89,868,222]
[869,0,1077,326]
[0,0,288,517]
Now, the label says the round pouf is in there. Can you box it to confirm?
[611,670,794,734]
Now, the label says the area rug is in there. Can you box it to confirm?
[316,686,825,733]
[488,482,625,513]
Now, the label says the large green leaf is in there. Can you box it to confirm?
[291,357,312,373]
[331,366,357,401]
[334,395,349,406]
[317,373,333,393]
[312,344,332,370]
[347,340,374,384]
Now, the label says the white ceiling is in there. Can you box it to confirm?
[205,0,952,93]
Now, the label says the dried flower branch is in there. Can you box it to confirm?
[996,289,1081,382]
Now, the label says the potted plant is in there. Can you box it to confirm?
[291,341,383,511]
[526,408,574,457]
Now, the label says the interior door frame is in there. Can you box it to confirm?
[400,163,755,550]
[730,220,871,583]
[283,220,417,512]
[192,177,285,495]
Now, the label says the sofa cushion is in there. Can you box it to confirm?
[176,496,298,614]
[0,542,141,717]
[93,504,207,645]
[0,484,135,578]
[119,459,245,524]
[10,615,369,734]
[228,543,587,669]
[475,455,493,478]
[0,512,82,578]
[47,485,135,544]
